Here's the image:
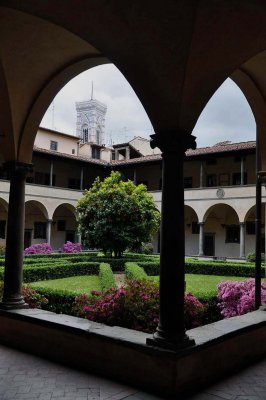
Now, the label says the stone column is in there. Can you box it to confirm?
[200,161,204,188]
[198,222,205,256]
[146,132,196,351]
[46,219,53,245]
[0,161,32,309]
[76,233,82,244]
[126,147,130,160]
[80,167,84,190]
[49,161,53,186]
[133,169,137,185]
[240,222,245,259]
[241,157,245,185]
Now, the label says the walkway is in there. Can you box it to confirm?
[0,343,265,399]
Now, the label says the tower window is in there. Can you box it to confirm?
[96,130,100,144]
[83,128,88,142]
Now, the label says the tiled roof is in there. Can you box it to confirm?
[186,140,256,156]
[33,146,108,166]
[33,140,256,168]
[111,141,256,166]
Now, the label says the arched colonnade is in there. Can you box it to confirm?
[0,196,78,250]
[1,1,266,351]
[185,201,265,259]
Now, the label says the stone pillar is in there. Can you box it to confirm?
[126,147,130,160]
[0,161,32,309]
[200,161,204,188]
[241,157,245,185]
[80,167,84,190]
[198,222,205,256]
[240,222,245,259]
[133,169,137,185]
[49,161,53,186]
[146,132,196,351]
[46,219,53,245]
[76,233,82,244]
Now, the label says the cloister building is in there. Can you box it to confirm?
[0,125,259,260]
[1,2,266,396]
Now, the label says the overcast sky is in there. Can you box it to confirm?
[41,64,256,148]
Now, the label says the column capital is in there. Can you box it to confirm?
[150,132,197,153]
[3,161,33,178]
[198,221,205,226]
[239,222,246,226]
[46,219,53,223]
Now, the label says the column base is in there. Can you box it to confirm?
[0,296,29,310]
[146,329,195,351]
[259,304,266,311]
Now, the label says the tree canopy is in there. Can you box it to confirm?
[76,171,160,257]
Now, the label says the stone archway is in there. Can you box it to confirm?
[203,204,240,258]
[244,203,266,256]
[24,200,49,249]
[184,205,199,256]
[52,203,77,250]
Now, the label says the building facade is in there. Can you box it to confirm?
[0,126,260,259]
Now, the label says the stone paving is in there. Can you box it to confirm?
[0,343,265,400]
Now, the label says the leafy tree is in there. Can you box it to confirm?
[76,171,160,257]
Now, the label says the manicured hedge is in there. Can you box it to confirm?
[99,263,116,291]
[125,262,148,280]
[32,286,77,315]
[185,261,258,277]
[21,262,100,283]
[137,260,260,278]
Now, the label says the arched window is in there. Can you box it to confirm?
[82,125,89,142]
[96,129,100,144]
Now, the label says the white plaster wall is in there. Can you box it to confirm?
[129,137,161,156]
[35,129,78,155]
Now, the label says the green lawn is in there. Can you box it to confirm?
[150,274,246,298]
[31,275,101,294]
[30,273,247,298]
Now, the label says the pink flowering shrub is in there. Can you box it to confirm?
[24,243,52,255]
[74,280,205,333]
[60,241,82,253]
[22,286,48,308]
[217,279,266,318]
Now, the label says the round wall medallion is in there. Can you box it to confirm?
[216,188,225,198]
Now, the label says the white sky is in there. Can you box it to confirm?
[41,64,256,148]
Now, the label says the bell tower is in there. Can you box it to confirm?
[75,86,107,145]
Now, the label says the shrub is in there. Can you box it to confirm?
[33,287,77,315]
[21,262,100,282]
[60,241,82,253]
[22,286,48,308]
[125,262,148,280]
[246,251,265,263]
[75,279,205,333]
[99,263,117,291]
[24,243,52,255]
[217,279,266,318]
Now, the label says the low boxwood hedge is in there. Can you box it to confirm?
[20,262,100,283]
[32,286,77,315]
[138,260,260,278]
[125,262,148,280]
[99,263,116,291]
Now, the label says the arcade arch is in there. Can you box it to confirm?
[24,200,49,249]
[202,204,240,258]
[184,206,199,256]
[52,203,78,250]
[3,1,266,353]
